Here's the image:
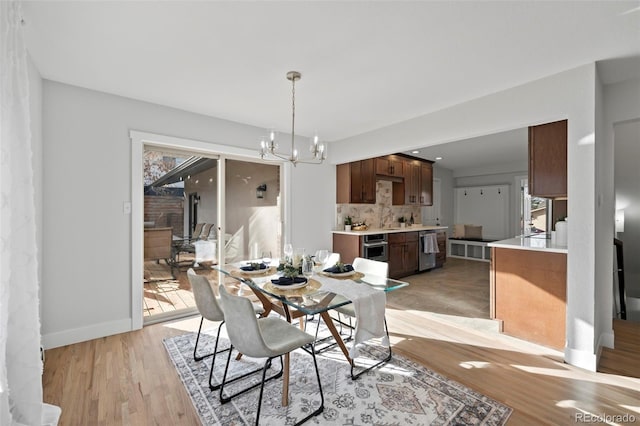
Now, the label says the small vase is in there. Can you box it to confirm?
[345,225,352,231]
[400,223,406,228]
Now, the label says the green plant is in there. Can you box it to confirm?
[277,261,301,278]
[344,216,352,225]
[398,216,406,223]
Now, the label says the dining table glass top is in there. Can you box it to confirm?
[215,261,409,316]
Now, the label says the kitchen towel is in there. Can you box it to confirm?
[423,233,440,254]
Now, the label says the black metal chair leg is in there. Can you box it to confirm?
[219,346,283,402]
[292,347,324,426]
[207,320,232,390]
[350,317,392,380]
[194,317,226,361]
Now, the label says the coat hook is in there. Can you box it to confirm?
[498,188,501,194]
[480,189,483,195]
[464,190,467,196]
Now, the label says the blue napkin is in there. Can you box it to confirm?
[271,277,307,285]
[240,262,267,271]
[323,264,354,273]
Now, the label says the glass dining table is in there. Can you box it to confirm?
[215,261,409,406]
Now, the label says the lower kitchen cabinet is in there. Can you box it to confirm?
[435,230,447,267]
[388,232,418,278]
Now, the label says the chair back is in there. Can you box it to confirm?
[324,252,341,268]
[187,269,224,322]
[218,285,270,358]
[352,257,389,278]
[200,223,213,240]
[191,223,205,239]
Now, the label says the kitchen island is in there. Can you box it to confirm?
[488,236,567,349]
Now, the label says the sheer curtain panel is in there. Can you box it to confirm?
[0,1,56,424]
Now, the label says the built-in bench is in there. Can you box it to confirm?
[448,237,497,262]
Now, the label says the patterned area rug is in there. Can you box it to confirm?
[163,322,512,425]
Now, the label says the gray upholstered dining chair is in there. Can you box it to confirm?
[218,284,324,426]
[331,257,392,379]
[187,268,264,390]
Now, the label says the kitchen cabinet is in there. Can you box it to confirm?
[388,231,418,278]
[420,161,433,206]
[528,119,567,198]
[336,159,376,204]
[435,230,447,267]
[375,155,404,178]
[404,160,421,205]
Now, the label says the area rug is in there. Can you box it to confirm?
[163,323,512,425]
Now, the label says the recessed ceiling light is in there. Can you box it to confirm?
[412,150,419,154]
[435,156,443,160]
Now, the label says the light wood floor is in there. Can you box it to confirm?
[43,259,640,425]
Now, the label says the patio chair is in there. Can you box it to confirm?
[218,285,324,426]
[187,268,264,390]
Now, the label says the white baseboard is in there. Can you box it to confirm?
[564,346,597,372]
[42,318,132,349]
[595,329,615,366]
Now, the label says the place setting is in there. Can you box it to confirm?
[320,261,364,280]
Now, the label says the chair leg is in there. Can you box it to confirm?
[254,356,279,426]
[350,317,392,380]
[219,346,283,402]
[207,320,232,390]
[194,317,227,362]
[291,348,324,426]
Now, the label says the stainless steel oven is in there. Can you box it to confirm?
[361,233,388,262]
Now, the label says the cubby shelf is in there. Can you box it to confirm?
[448,239,492,262]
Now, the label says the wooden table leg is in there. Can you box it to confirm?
[319,311,352,365]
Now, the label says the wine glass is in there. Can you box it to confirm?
[283,243,293,263]
[316,249,329,267]
[302,256,314,279]
[261,251,272,266]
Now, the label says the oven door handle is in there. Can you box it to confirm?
[363,241,388,247]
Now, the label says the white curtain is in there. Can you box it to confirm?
[0,1,46,424]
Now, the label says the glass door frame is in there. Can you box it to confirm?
[130,130,290,330]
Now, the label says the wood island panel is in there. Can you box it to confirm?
[492,247,567,350]
[332,233,361,264]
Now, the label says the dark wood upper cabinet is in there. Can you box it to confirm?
[420,161,433,206]
[528,120,567,198]
[336,159,376,204]
[375,155,404,178]
[403,160,421,205]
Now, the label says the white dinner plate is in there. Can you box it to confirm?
[270,280,308,290]
[323,270,356,278]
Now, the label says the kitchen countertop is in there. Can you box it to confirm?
[332,225,448,236]
[488,235,568,254]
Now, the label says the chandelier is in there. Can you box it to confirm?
[259,71,326,166]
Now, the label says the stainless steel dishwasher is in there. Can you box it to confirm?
[419,230,437,271]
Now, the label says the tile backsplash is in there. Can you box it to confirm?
[336,180,421,229]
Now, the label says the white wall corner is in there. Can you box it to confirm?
[41,319,132,350]
[564,346,597,372]
[595,329,615,366]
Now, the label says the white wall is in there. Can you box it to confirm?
[28,55,43,325]
[41,81,333,348]
[432,165,454,229]
[333,64,600,370]
[455,170,527,238]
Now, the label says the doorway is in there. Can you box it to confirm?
[137,137,284,325]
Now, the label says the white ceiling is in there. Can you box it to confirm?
[22,1,640,173]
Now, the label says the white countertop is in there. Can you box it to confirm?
[488,235,568,254]
[332,225,448,236]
